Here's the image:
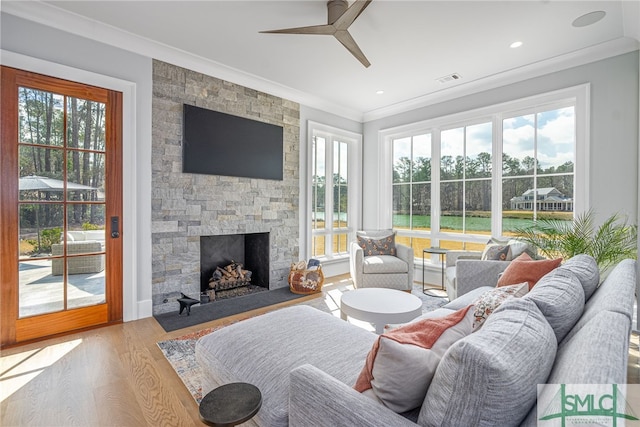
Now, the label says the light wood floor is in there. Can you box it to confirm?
[1,277,638,427]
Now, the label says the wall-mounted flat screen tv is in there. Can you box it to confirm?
[182,104,284,180]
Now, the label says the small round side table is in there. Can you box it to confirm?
[422,247,448,297]
[199,382,262,427]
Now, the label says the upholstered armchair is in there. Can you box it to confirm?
[349,230,414,291]
[444,239,537,300]
[444,250,511,300]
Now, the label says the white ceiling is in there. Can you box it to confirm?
[4,1,640,121]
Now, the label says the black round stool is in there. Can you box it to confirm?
[199,382,262,427]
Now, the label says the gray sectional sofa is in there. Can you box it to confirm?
[195,255,637,427]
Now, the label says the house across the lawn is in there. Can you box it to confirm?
[510,187,574,212]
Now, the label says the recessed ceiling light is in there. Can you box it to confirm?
[572,11,606,28]
[376,90,384,95]
[510,41,523,49]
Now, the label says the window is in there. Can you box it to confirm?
[440,122,493,239]
[381,85,587,256]
[309,122,361,260]
[392,134,432,254]
[502,106,575,233]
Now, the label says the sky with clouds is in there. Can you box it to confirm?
[394,106,575,172]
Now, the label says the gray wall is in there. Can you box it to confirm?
[363,51,639,230]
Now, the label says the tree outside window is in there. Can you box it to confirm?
[502,107,575,235]
[392,134,432,256]
[440,122,492,243]
[387,99,577,255]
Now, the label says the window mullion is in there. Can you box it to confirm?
[492,114,503,236]
[533,113,538,221]
[325,137,334,256]
[431,129,441,247]
[462,127,467,235]
[409,136,414,230]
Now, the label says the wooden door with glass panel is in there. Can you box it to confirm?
[0,66,123,346]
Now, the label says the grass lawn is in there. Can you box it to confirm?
[393,211,572,232]
[312,211,572,255]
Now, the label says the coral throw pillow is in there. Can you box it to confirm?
[497,253,562,290]
[354,306,474,413]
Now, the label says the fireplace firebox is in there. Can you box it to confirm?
[200,232,270,294]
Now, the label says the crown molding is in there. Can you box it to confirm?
[362,37,639,122]
[3,1,638,124]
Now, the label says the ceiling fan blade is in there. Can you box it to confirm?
[260,0,372,67]
[334,0,373,31]
[260,24,335,36]
[334,30,371,67]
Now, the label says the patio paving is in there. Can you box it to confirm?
[19,258,105,317]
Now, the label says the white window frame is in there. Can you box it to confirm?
[306,121,362,263]
[379,84,590,251]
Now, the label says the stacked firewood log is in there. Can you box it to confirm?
[208,261,253,293]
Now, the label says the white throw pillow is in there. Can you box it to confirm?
[472,282,529,330]
[354,307,475,413]
[507,239,536,258]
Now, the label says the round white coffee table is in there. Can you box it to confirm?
[340,288,423,334]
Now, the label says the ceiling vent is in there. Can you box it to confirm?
[436,73,462,84]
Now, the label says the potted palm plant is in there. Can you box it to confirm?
[514,210,637,273]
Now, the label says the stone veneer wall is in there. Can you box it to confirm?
[151,60,300,314]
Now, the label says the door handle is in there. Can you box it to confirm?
[111,216,120,238]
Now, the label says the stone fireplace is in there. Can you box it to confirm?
[151,60,300,315]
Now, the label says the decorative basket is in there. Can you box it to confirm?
[288,263,324,295]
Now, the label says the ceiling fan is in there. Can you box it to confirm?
[260,0,373,68]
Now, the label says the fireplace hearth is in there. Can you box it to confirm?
[200,232,270,296]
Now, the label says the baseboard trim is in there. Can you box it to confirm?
[135,299,153,320]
